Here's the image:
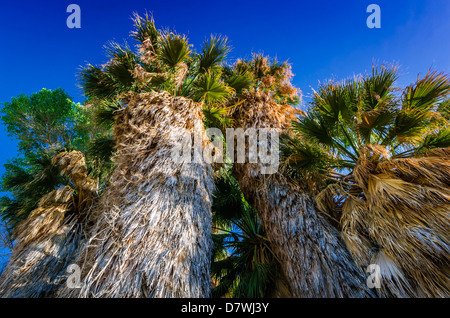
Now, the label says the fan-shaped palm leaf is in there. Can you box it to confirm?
[192,71,234,105]
[198,36,230,73]
[159,32,191,69]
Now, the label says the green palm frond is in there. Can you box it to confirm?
[211,255,240,297]
[210,171,285,298]
[87,135,115,163]
[312,82,353,124]
[198,36,230,73]
[202,107,233,132]
[223,67,252,94]
[292,111,336,147]
[233,263,275,298]
[281,133,336,172]
[103,42,139,89]
[0,196,22,230]
[0,159,33,192]
[293,65,449,167]
[212,172,245,226]
[0,152,66,229]
[362,65,398,111]
[94,98,123,128]
[417,127,450,152]
[357,106,396,144]
[25,153,62,193]
[211,206,280,298]
[191,71,234,105]
[79,43,139,99]
[79,65,117,99]
[130,12,159,45]
[403,70,450,111]
[437,98,450,121]
[383,109,430,146]
[159,32,191,69]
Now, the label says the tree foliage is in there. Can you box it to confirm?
[0,88,112,233]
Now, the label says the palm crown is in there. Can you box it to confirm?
[80,13,236,109]
[283,66,450,183]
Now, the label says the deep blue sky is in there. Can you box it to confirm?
[0,0,449,198]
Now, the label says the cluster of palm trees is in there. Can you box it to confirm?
[0,13,448,298]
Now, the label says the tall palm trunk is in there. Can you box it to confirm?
[0,151,97,297]
[230,92,374,297]
[60,91,214,298]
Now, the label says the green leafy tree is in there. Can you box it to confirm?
[0,88,111,234]
[1,88,86,153]
[0,88,91,229]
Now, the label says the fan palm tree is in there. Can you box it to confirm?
[284,65,450,297]
[0,89,120,297]
[59,13,237,297]
[0,151,97,297]
[226,55,374,297]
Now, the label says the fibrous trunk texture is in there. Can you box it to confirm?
[0,151,97,297]
[341,145,450,297]
[230,92,374,297]
[60,91,214,298]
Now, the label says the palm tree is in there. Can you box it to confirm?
[0,88,106,297]
[0,151,97,297]
[226,55,374,297]
[285,65,450,297]
[59,13,236,297]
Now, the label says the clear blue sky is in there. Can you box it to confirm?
[0,0,449,190]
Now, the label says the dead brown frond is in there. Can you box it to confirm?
[229,91,299,132]
[340,145,450,297]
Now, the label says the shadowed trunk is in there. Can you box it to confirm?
[0,151,97,297]
[230,92,374,297]
[59,91,214,298]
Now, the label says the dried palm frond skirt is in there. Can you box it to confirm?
[59,91,214,298]
[229,91,374,297]
[0,151,97,297]
[340,145,450,297]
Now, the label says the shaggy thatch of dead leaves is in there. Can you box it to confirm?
[337,145,450,297]
[0,151,97,297]
[58,91,214,298]
[229,91,374,297]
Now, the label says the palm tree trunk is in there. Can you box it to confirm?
[60,91,214,298]
[231,92,374,297]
